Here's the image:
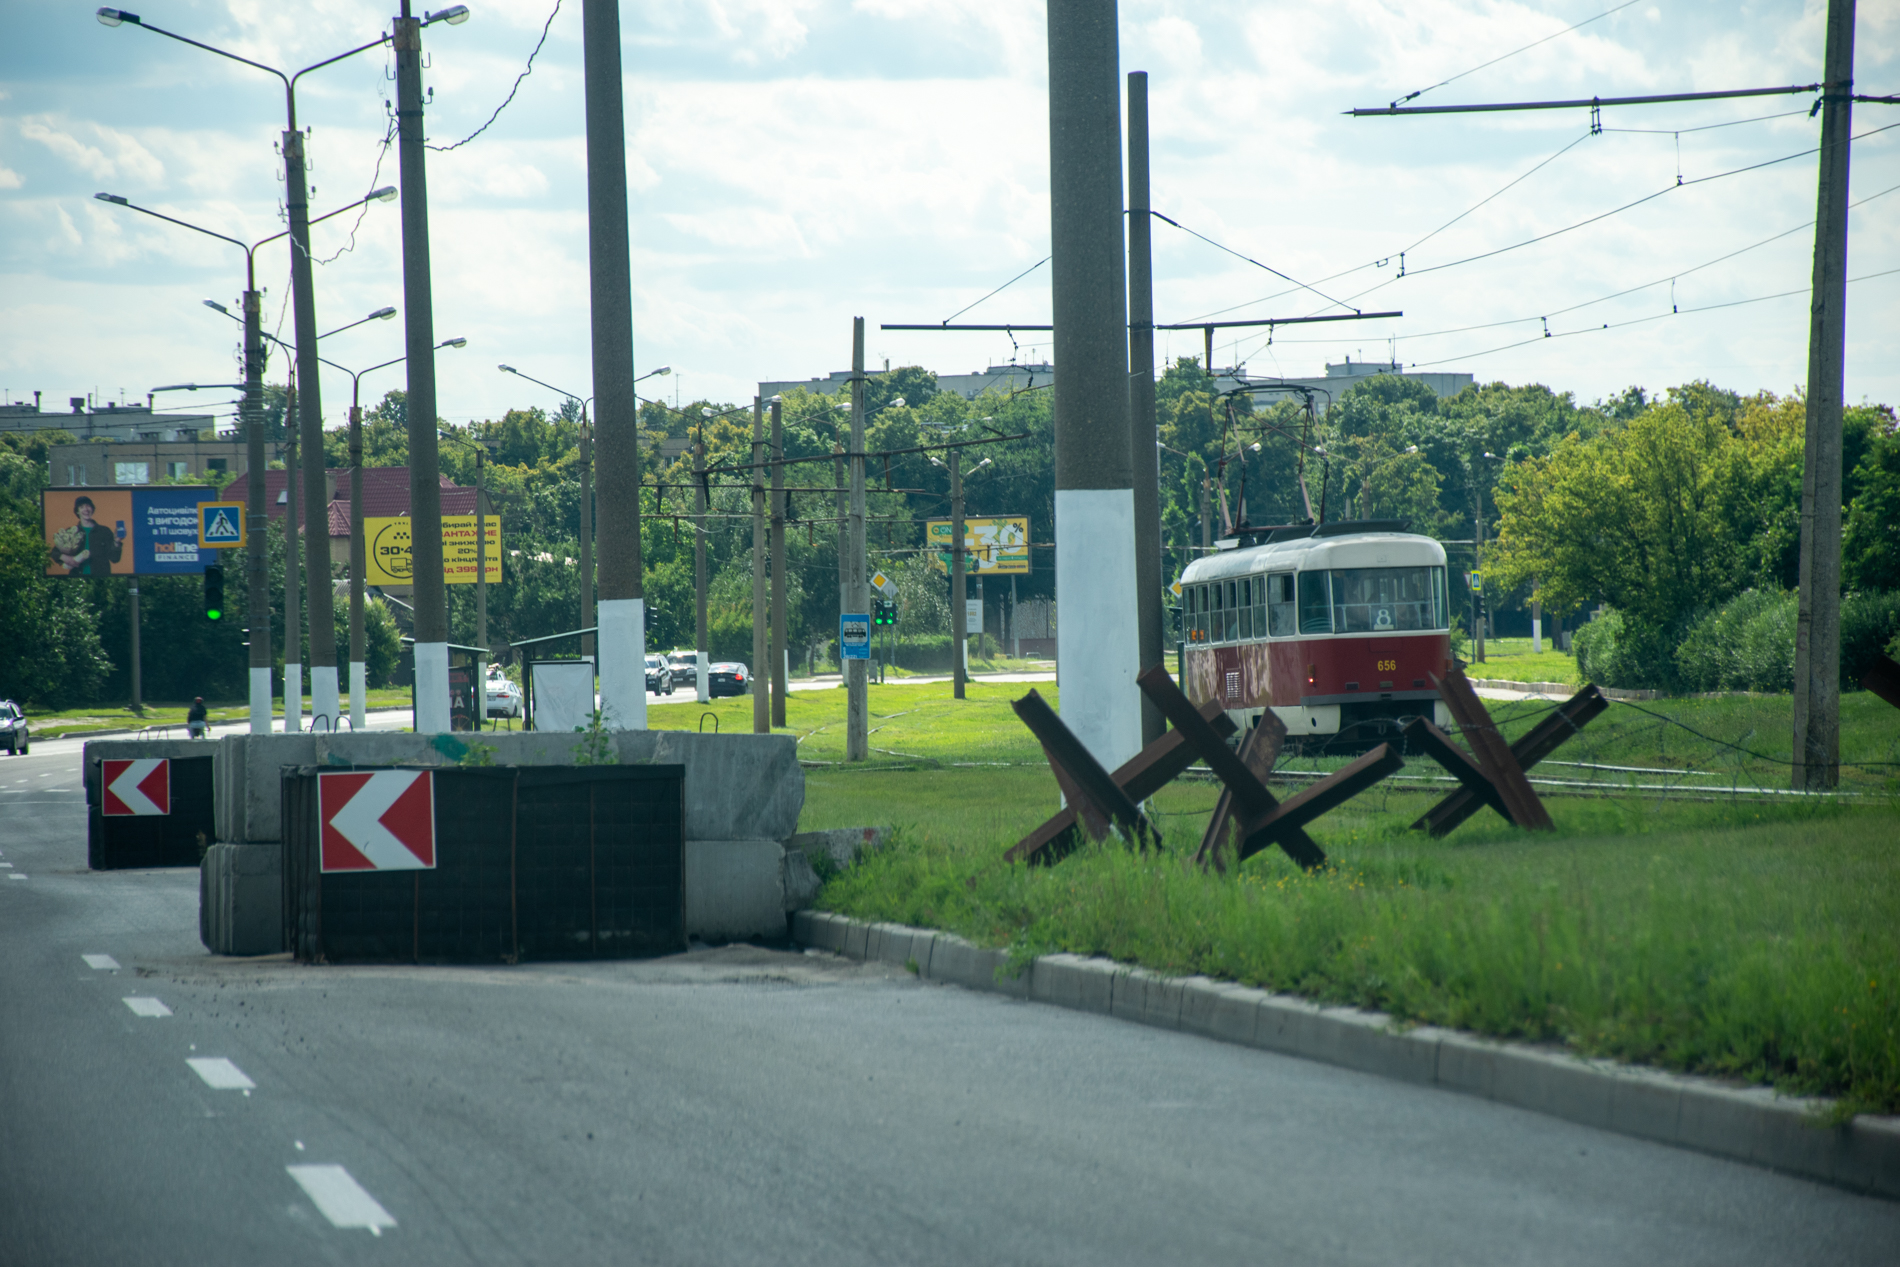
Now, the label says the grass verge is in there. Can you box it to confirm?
[26,688,416,739]
[806,769,1900,1117]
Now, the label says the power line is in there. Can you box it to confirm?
[314,116,398,266]
[428,0,563,153]
[1387,0,1647,109]
[939,256,1049,325]
[1150,211,1363,312]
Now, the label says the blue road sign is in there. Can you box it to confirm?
[840,614,870,661]
[198,500,246,548]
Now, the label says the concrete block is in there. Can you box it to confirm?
[781,850,822,911]
[788,909,817,945]
[200,843,283,956]
[785,826,891,871]
[1029,954,1118,1015]
[1433,1030,1503,1098]
[1111,967,1184,1030]
[1746,1091,1843,1181]
[923,934,979,986]
[1178,979,1261,1046]
[981,947,1030,999]
[1301,1006,1437,1086]
[1836,1115,1900,1199]
[842,919,870,960]
[908,931,938,974]
[684,840,786,941]
[814,913,849,953]
[1605,1063,1684,1144]
[1490,1045,1613,1131]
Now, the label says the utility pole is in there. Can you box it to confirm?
[751,396,769,734]
[579,406,593,659]
[846,318,869,760]
[474,443,488,654]
[283,115,337,731]
[1795,0,1856,792]
[394,2,447,732]
[582,0,646,732]
[769,395,788,728]
[1047,3,1141,771]
[243,286,271,734]
[1011,575,1019,659]
[348,400,366,728]
[950,448,967,701]
[283,407,302,733]
[128,579,141,715]
[1200,475,1211,556]
[1473,495,1486,664]
[1126,69,1164,745]
[693,425,709,703]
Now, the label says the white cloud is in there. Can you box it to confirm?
[0,165,21,189]
[17,116,165,186]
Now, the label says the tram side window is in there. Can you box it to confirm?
[1189,584,1203,640]
[1238,578,1253,640]
[1208,581,1222,641]
[1267,572,1295,636]
[1297,570,1332,634]
[1252,576,1266,640]
[1224,580,1239,642]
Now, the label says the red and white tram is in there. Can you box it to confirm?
[1178,520,1454,750]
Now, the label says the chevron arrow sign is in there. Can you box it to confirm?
[102,758,170,816]
[317,770,436,873]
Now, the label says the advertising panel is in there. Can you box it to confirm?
[43,486,216,577]
[364,515,502,586]
[924,515,1029,575]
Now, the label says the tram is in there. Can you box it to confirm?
[1178,519,1454,751]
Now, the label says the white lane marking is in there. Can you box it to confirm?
[187,1057,255,1090]
[0,862,12,868]
[83,954,121,970]
[8,873,25,881]
[123,997,171,1017]
[287,1165,396,1234]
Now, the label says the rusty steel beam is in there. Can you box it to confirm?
[1011,689,1153,848]
[1410,684,1607,836]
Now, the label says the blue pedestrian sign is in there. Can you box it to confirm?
[840,613,870,661]
[197,500,246,549]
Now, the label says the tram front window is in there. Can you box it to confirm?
[1328,566,1446,632]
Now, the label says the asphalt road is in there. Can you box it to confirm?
[2,742,1896,1266]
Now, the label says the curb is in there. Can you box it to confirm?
[793,910,1900,1201]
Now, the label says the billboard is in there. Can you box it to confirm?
[42,486,218,578]
[364,515,502,586]
[925,515,1029,575]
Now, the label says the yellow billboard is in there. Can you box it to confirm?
[925,515,1029,574]
[364,515,502,586]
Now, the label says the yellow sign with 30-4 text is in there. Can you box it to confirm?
[925,515,1029,574]
[364,515,501,586]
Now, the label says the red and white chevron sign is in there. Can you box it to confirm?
[102,758,170,816]
[318,770,436,873]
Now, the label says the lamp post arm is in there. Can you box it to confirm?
[124,18,292,95]
[103,198,249,257]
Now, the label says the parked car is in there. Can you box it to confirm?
[485,670,523,719]
[0,700,27,755]
[645,654,675,695]
[665,651,699,688]
[707,662,750,698]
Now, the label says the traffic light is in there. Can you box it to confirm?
[203,563,225,622]
[873,599,898,627]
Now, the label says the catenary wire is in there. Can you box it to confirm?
[428,0,564,153]
[1387,0,1648,109]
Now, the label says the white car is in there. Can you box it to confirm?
[485,671,523,719]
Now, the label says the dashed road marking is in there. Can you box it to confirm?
[123,997,171,1017]
[83,954,120,970]
[8,873,25,881]
[187,1057,255,1090]
[287,1165,396,1235]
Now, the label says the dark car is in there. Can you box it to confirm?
[665,652,698,688]
[707,662,750,698]
[0,700,27,755]
[645,654,675,695]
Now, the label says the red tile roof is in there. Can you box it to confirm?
[225,467,478,537]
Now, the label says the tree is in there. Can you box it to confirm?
[1845,413,1900,591]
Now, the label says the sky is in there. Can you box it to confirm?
[1,0,1896,433]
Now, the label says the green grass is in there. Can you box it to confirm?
[806,769,1900,1116]
[1465,635,1580,685]
[25,688,415,739]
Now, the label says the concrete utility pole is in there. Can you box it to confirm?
[770,397,788,726]
[693,425,709,703]
[846,318,869,761]
[579,406,593,658]
[950,448,967,701]
[1126,69,1164,744]
[282,123,338,731]
[348,401,366,728]
[751,397,769,734]
[243,288,271,734]
[394,3,448,732]
[582,0,646,732]
[283,412,302,733]
[1795,0,1856,792]
[474,444,488,653]
[1048,0,1141,771]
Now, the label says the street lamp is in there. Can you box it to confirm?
[312,336,467,729]
[100,3,468,733]
[96,186,395,734]
[499,363,598,654]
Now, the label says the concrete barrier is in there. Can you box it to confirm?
[200,843,283,956]
[83,737,218,870]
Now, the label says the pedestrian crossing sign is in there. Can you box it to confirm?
[197,501,246,548]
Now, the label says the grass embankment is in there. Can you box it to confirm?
[772,679,1900,1114]
[1464,635,1580,685]
[26,688,415,739]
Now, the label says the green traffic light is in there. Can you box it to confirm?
[207,608,222,621]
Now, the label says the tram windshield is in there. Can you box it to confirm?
[1327,566,1448,632]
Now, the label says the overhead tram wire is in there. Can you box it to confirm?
[428,0,564,152]
[1385,0,1647,110]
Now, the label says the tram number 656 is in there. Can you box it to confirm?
[1375,659,1396,672]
